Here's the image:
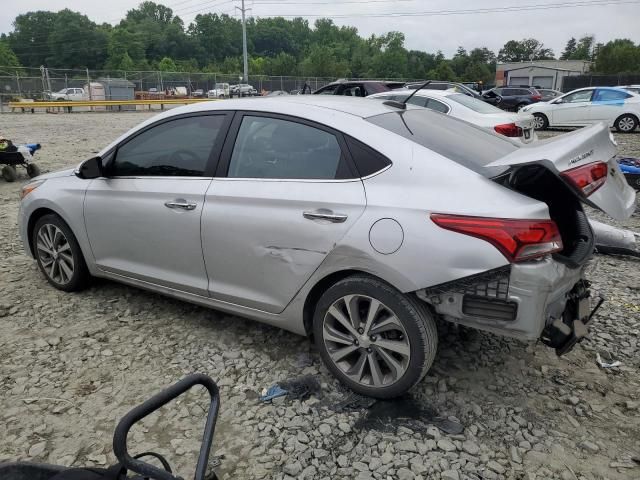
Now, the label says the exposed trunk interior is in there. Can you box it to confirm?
[497,165,594,268]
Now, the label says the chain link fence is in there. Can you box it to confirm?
[0,66,349,111]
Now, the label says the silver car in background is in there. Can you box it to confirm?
[19,96,635,398]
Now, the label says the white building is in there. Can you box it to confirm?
[495,60,591,90]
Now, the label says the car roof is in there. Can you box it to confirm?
[370,88,453,99]
[140,95,419,122]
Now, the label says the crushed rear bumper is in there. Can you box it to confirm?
[416,257,601,353]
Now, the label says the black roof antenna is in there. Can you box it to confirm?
[383,80,432,110]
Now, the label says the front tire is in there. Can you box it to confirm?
[533,113,549,130]
[27,163,41,178]
[313,275,438,398]
[615,114,638,133]
[32,214,89,292]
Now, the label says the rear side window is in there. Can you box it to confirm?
[593,89,631,102]
[367,110,517,177]
[425,98,449,113]
[228,116,352,179]
[345,136,392,177]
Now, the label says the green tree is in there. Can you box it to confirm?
[463,62,493,83]
[572,35,595,60]
[47,10,108,69]
[7,11,57,66]
[157,56,177,71]
[428,62,457,81]
[0,41,21,68]
[450,47,470,78]
[594,39,640,73]
[561,37,577,60]
[498,39,555,62]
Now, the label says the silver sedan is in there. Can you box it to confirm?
[19,96,635,398]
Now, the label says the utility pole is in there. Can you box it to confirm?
[237,0,249,83]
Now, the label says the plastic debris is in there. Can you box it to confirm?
[596,352,622,369]
[259,375,321,402]
[590,219,640,258]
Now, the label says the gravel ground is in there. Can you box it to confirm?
[0,112,639,480]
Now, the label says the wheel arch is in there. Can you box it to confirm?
[613,112,639,129]
[302,268,407,336]
[26,207,59,257]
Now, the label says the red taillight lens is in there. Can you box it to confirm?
[560,161,608,197]
[431,214,563,262]
[532,95,542,101]
[494,123,523,137]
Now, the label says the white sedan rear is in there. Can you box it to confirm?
[521,87,640,132]
[369,88,537,144]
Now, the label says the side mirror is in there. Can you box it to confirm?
[553,98,564,104]
[75,156,103,179]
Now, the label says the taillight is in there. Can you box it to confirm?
[431,214,563,262]
[494,123,523,137]
[532,95,542,101]
[560,161,608,197]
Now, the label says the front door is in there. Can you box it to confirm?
[551,89,594,126]
[84,114,229,295]
[201,113,367,313]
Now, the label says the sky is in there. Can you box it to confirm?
[2,0,640,57]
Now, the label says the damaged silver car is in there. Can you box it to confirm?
[18,96,636,398]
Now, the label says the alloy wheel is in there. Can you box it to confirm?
[322,295,410,388]
[619,117,636,132]
[533,116,545,129]
[36,224,75,285]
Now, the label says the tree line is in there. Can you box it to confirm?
[1,1,639,81]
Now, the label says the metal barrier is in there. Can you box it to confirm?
[8,98,214,112]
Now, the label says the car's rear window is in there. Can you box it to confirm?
[366,109,517,177]
[446,93,503,114]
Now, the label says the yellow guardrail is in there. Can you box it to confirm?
[8,98,215,110]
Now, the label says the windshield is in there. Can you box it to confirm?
[447,93,504,113]
[367,109,516,176]
[215,83,226,89]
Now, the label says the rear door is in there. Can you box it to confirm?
[551,89,594,125]
[201,113,367,313]
[486,122,636,220]
[590,88,633,123]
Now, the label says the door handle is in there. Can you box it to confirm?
[303,210,348,223]
[164,200,197,211]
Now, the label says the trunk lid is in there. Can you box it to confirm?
[486,123,636,220]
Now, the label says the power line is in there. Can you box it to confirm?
[249,0,640,16]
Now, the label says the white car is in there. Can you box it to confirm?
[521,87,640,133]
[50,88,86,101]
[369,89,537,144]
[207,83,230,99]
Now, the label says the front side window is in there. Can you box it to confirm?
[228,116,350,179]
[111,115,225,177]
[317,85,338,95]
[562,90,593,103]
[593,89,631,102]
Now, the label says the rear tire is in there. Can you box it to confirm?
[533,113,549,130]
[313,274,438,399]
[32,214,89,292]
[614,114,638,133]
[27,163,41,178]
[2,165,17,182]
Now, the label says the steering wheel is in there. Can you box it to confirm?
[169,149,200,164]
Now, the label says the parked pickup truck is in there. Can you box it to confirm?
[49,88,87,101]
